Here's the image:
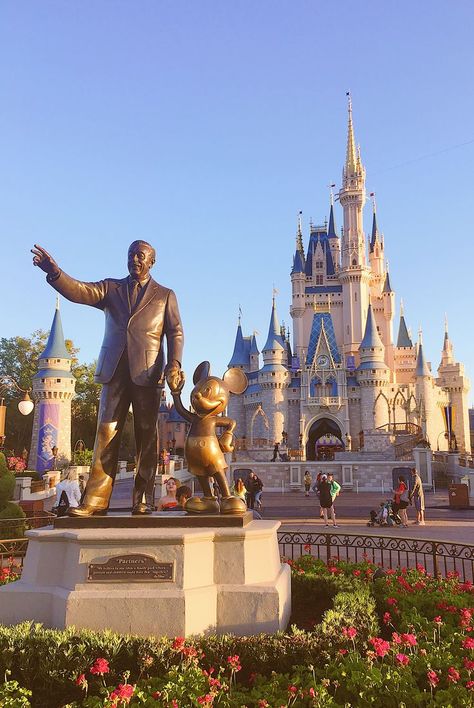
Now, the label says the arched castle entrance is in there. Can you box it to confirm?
[305,417,344,461]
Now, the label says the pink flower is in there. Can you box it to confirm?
[387,597,398,606]
[227,654,242,672]
[75,673,87,688]
[391,632,402,645]
[463,637,474,650]
[427,670,439,688]
[464,658,474,670]
[467,681,474,690]
[401,633,417,647]
[448,667,460,684]
[90,658,110,675]
[197,694,214,706]
[288,685,297,695]
[396,653,410,666]
[343,627,357,640]
[338,648,348,656]
[383,612,391,624]
[309,688,316,697]
[368,637,390,658]
[353,569,361,577]
[258,701,269,708]
[109,684,135,704]
[433,616,442,625]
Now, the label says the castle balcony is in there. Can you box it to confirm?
[306,396,344,411]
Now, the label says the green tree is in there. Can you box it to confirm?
[71,360,101,449]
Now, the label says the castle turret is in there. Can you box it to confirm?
[29,299,75,472]
[327,193,340,272]
[227,314,250,437]
[393,301,416,384]
[290,213,306,365]
[260,296,289,444]
[381,266,395,366]
[357,305,390,431]
[338,95,371,357]
[437,320,471,452]
[415,333,435,443]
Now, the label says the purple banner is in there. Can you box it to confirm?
[36,403,60,473]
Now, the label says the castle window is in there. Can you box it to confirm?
[56,359,60,363]
[41,378,45,383]
[315,260,323,270]
[354,292,357,302]
[316,275,323,285]
[56,378,61,383]
[352,259,357,266]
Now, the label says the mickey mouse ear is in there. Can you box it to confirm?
[223,367,248,394]
[193,361,211,384]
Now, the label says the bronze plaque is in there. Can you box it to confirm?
[87,554,174,583]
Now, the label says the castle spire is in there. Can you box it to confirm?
[369,193,381,251]
[416,341,431,377]
[440,314,454,366]
[263,293,284,352]
[296,211,304,253]
[327,194,337,239]
[396,301,413,347]
[345,92,357,174]
[360,305,384,350]
[39,300,70,359]
[228,314,247,367]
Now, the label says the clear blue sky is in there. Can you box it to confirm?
[1,1,473,403]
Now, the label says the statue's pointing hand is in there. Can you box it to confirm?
[31,244,60,278]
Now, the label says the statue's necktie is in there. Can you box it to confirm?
[130,280,141,311]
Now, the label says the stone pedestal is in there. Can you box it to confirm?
[0,520,290,637]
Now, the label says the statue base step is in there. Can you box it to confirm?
[0,521,291,637]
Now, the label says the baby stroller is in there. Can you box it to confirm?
[367,500,400,527]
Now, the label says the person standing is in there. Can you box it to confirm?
[318,474,338,527]
[32,241,184,517]
[409,467,425,525]
[252,473,263,510]
[393,475,409,527]
[271,442,280,462]
[304,470,312,497]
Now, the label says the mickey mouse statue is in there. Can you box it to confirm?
[169,361,248,514]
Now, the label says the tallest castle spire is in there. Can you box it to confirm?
[345,93,357,174]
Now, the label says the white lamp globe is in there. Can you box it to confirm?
[18,392,34,416]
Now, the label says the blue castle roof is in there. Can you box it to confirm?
[416,343,431,377]
[291,249,305,274]
[327,203,338,239]
[33,368,74,380]
[370,211,380,251]
[383,272,393,293]
[360,305,383,349]
[228,324,249,367]
[306,312,341,365]
[262,299,285,352]
[304,226,336,277]
[39,304,70,360]
[397,315,413,347]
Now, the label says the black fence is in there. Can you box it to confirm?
[277,531,474,583]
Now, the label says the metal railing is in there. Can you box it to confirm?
[278,531,474,582]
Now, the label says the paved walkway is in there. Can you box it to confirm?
[109,479,474,544]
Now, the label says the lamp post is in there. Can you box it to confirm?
[0,375,35,450]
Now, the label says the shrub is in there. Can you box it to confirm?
[0,453,15,508]
[0,501,26,539]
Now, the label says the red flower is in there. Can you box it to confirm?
[309,687,316,697]
[303,544,311,552]
[75,673,87,688]
[427,670,439,688]
[368,637,390,658]
[464,658,474,670]
[90,658,110,675]
[447,667,460,684]
[387,597,398,606]
[338,648,348,656]
[343,627,357,640]
[433,616,442,625]
[353,569,361,577]
[463,637,474,650]
[109,684,135,704]
[197,695,214,706]
[151,692,162,700]
[396,653,410,666]
[383,612,391,624]
[288,685,297,695]
[172,637,186,651]
[467,681,474,690]
[258,701,269,707]
[391,632,402,645]
[227,654,242,672]
[401,633,417,647]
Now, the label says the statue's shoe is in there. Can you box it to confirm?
[219,496,247,515]
[68,504,108,518]
[132,503,154,516]
[184,496,220,514]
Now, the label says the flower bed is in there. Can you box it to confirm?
[1,557,474,705]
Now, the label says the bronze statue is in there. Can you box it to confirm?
[170,361,247,514]
[32,241,183,516]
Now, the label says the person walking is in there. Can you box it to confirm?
[327,472,341,525]
[231,478,248,504]
[392,475,409,527]
[304,470,312,497]
[271,442,280,462]
[312,470,324,517]
[409,467,425,525]
[318,474,338,527]
[252,473,264,510]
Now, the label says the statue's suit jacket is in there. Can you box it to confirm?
[47,271,183,387]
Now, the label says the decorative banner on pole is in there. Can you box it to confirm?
[36,403,60,472]
[441,404,455,448]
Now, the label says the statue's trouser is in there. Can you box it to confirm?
[84,352,161,510]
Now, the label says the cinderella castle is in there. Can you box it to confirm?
[228,99,471,463]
